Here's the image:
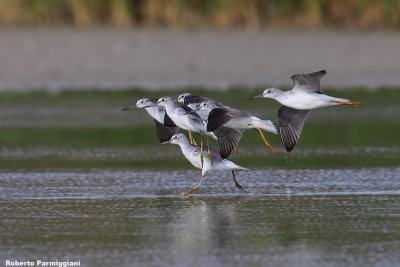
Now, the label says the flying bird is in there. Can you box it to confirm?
[177,93,225,121]
[198,100,277,154]
[157,96,217,166]
[178,93,243,159]
[250,70,363,151]
[122,98,179,143]
[162,133,249,196]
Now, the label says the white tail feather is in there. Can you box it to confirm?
[250,119,277,134]
[223,160,249,171]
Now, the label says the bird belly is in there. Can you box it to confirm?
[168,112,191,131]
[281,93,339,110]
[182,148,202,169]
[146,107,165,124]
[183,116,206,133]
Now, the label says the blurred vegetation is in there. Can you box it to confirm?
[0,0,399,29]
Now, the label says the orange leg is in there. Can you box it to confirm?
[200,137,204,168]
[232,171,248,193]
[334,101,363,106]
[255,127,274,154]
[184,175,204,196]
[188,131,193,144]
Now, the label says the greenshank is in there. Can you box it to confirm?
[250,70,363,151]
[162,133,249,196]
[122,98,178,143]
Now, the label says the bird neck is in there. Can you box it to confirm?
[177,139,194,155]
[274,90,288,104]
[164,102,177,113]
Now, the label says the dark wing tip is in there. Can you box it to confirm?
[155,120,179,143]
[215,127,243,159]
[278,106,310,152]
[184,95,208,106]
[280,127,297,152]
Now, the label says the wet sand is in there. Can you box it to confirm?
[1,29,400,90]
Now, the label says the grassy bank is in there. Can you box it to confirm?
[0,0,400,30]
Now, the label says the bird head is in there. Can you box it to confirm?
[161,133,186,145]
[135,98,154,109]
[249,87,281,100]
[121,98,154,111]
[198,100,216,112]
[177,93,191,103]
[157,96,174,107]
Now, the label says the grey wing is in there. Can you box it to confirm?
[181,105,202,120]
[155,120,179,143]
[291,70,326,93]
[163,112,177,127]
[184,95,226,108]
[207,108,234,132]
[278,106,310,152]
[183,95,209,106]
[214,127,244,159]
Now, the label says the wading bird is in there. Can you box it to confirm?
[178,93,243,159]
[177,93,225,121]
[122,98,179,143]
[198,100,277,154]
[157,96,217,166]
[162,133,249,196]
[250,70,363,151]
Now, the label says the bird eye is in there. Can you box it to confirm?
[267,90,271,93]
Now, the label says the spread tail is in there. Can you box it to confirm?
[250,119,277,134]
[220,160,249,172]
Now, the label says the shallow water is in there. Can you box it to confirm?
[1,89,399,266]
[1,168,400,266]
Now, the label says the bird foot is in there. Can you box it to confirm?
[335,101,363,106]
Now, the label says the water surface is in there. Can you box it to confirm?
[1,168,400,266]
[0,89,399,266]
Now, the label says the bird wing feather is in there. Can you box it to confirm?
[207,108,234,132]
[163,112,177,127]
[278,105,310,152]
[155,120,179,143]
[214,127,244,159]
[291,70,326,93]
[181,105,202,120]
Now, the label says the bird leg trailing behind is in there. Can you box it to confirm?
[255,128,274,154]
[188,131,197,145]
[232,171,248,192]
[334,101,363,106]
[200,136,204,168]
[207,138,213,166]
[185,175,204,196]
[200,136,213,167]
